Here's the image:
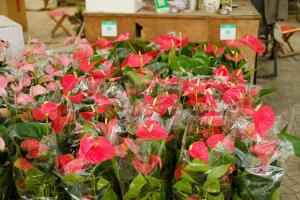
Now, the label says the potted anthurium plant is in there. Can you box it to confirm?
[0,32,299,200]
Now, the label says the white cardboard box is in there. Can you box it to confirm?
[0,15,24,59]
[86,0,143,13]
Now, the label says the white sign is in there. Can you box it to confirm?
[220,24,237,40]
[101,21,117,37]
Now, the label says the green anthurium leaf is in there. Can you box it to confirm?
[145,176,161,189]
[194,48,210,66]
[125,71,144,89]
[278,129,300,157]
[168,48,180,71]
[192,66,212,75]
[90,55,105,63]
[208,164,231,179]
[259,87,277,98]
[173,178,192,195]
[181,171,196,183]
[176,55,197,71]
[61,173,85,185]
[97,177,111,190]
[203,177,221,193]
[102,186,118,200]
[207,192,224,200]
[185,159,210,172]
[14,122,47,140]
[123,174,148,200]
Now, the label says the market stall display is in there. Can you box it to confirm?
[0,32,299,199]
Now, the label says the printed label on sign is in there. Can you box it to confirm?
[101,21,117,37]
[220,24,237,40]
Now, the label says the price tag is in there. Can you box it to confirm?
[220,24,237,40]
[101,21,117,37]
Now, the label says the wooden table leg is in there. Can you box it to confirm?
[50,16,71,37]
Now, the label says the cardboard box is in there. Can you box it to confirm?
[0,16,24,59]
[86,0,143,13]
[0,0,28,31]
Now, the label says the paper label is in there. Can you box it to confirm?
[154,0,169,13]
[220,24,237,40]
[101,21,117,37]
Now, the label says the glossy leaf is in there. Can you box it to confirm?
[208,164,231,179]
[123,174,148,200]
[173,179,192,195]
[203,177,221,193]
[61,174,85,185]
[185,159,210,172]
[97,177,111,190]
[14,122,47,140]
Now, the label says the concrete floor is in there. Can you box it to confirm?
[23,7,300,200]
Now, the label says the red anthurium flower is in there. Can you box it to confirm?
[113,32,130,43]
[225,52,244,63]
[250,141,277,165]
[73,44,93,62]
[213,47,225,57]
[231,69,245,85]
[121,53,153,68]
[62,74,80,95]
[79,135,115,164]
[69,92,84,104]
[95,94,113,113]
[239,35,266,55]
[201,127,222,138]
[206,134,225,149]
[52,116,68,134]
[94,38,112,49]
[21,139,49,159]
[153,35,189,51]
[131,155,162,176]
[253,105,275,136]
[55,154,74,169]
[213,65,231,82]
[41,102,58,121]
[182,79,207,96]
[63,158,86,174]
[14,157,34,172]
[188,141,209,163]
[97,118,118,143]
[81,112,95,119]
[32,102,58,121]
[226,40,243,47]
[144,93,178,116]
[201,111,224,127]
[136,118,168,140]
[174,164,184,180]
[222,85,246,105]
[204,43,214,54]
[79,60,97,73]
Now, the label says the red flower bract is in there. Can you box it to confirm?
[222,85,246,105]
[188,141,209,163]
[250,141,277,165]
[201,111,224,127]
[131,155,162,176]
[79,135,115,164]
[239,35,266,56]
[21,139,49,159]
[136,118,168,140]
[153,35,189,51]
[206,134,225,149]
[121,53,153,68]
[213,65,231,82]
[14,157,34,172]
[144,93,178,116]
[225,53,244,63]
[33,102,59,121]
[253,105,275,136]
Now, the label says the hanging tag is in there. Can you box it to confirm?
[101,21,117,37]
[220,24,237,40]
